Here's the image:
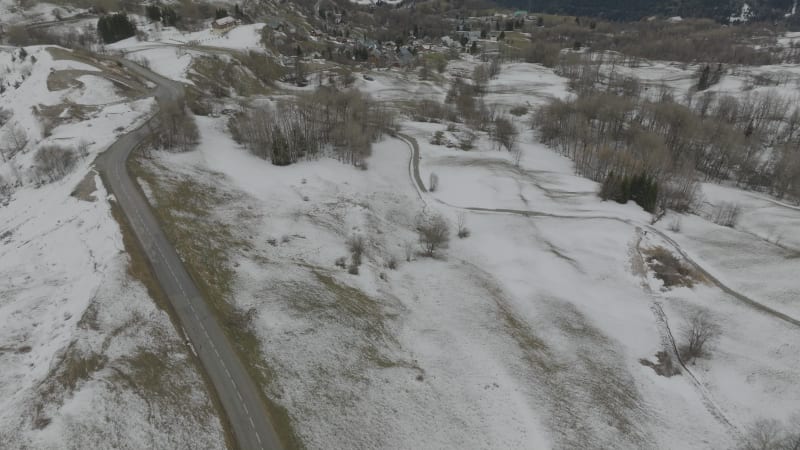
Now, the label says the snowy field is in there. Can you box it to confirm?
[1,17,799,449]
[0,46,225,447]
[138,98,800,448]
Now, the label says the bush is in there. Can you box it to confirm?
[711,202,741,228]
[680,311,721,362]
[430,131,446,146]
[416,211,450,257]
[347,234,365,266]
[347,263,359,275]
[509,105,529,116]
[335,256,347,268]
[429,172,439,192]
[668,216,682,233]
[386,255,398,270]
[457,212,470,238]
[34,145,77,183]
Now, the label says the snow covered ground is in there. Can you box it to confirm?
[0,46,225,447]
[136,97,800,448]
[103,22,267,83]
[2,19,799,449]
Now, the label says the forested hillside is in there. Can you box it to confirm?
[492,0,796,22]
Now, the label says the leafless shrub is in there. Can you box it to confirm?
[0,109,11,127]
[429,172,439,192]
[711,202,741,228]
[76,139,91,160]
[335,256,347,268]
[152,100,199,152]
[412,99,456,123]
[491,116,518,152]
[2,125,28,161]
[404,241,415,262]
[34,145,77,183]
[488,57,501,79]
[416,211,450,257]
[458,132,476,151]
[680,311,721,362]
[456,212,470,238]
[0,174,13,203]
[347,263,359,275]
[347,234,365,267]
[386,255,398,270]
[738,415,800,450]
[668,216,682,233]
[472,64,488,96]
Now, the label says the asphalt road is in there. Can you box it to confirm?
[96,58,283,450]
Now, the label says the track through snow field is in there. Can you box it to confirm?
[395,133,800,330]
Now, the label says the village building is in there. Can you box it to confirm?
[211,16,239,34]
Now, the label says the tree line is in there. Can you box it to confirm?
[228,86,395,167]
[534,67,800,211]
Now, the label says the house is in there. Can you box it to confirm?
[211,16,239,34]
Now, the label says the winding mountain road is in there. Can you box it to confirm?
[96,58,282,450]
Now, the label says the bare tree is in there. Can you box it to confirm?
[472,64,489,96]
[456,212,470,238]
[429,172,439,192]
[680,311,721,361]
[347,234,365,267]
[2,126,28,161]
[33,145,77,183]
[739,419,786,450]
[76,139,91,160]
[738,415,800,450]
[154,100,199,152]
[488,57,501,79]
[711,202,742,228]
[416,211,450,257]
[492,116,518,152]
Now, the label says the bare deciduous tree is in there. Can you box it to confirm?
[2,125,28,161]
[680,311,721,361]
[76,139,91,160]
[404,240,415,262]
[488,57,501,79]
[416,211,450,257]
[429,172,439,192]
[711,202,742,228]
[738,415,800,450]
[456,212,470,238]
[153,100,199,152]
[472,64,489,96]
[492,116,518,152]
[347,234,365,267]
[33,145,77,183]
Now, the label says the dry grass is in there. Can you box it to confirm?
[71,171,98,202]
[106,192,237,449]
[643,246,706,289]
[128,154,302,449]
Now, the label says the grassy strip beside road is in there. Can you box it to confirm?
[128,154,302,450]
